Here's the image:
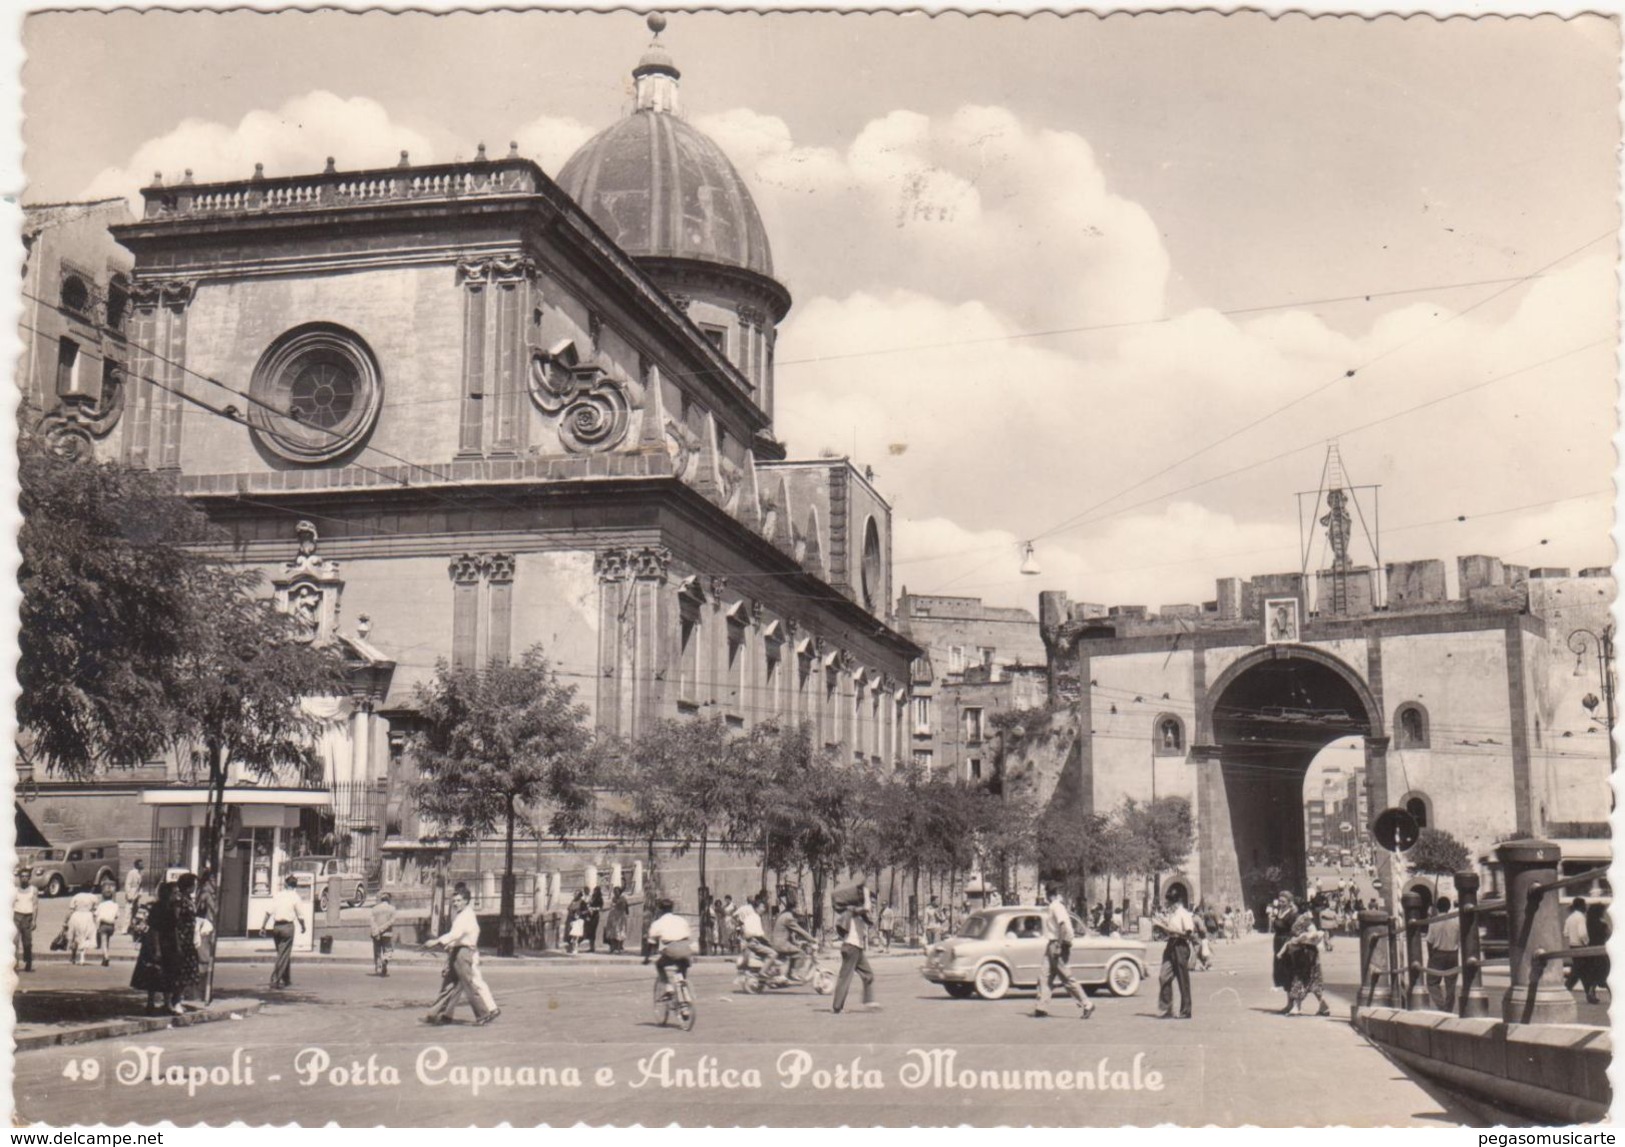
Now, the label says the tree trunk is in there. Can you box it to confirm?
[697,829,710,955]
[201,739,229,1006]
[498,793,517,957]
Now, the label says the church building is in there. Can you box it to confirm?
[37,19,916,930]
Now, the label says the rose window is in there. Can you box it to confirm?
[249,324,382,463]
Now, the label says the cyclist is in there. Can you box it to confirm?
[770,892,816,982]
[732,896,780,980]
[646,898,695,999]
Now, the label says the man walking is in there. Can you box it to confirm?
[14,868,37,973]
[423,888,496,1025]
[1425,895,1460,1012]
[1155,886,1197,1019]
[1033,884,1094,1019]
[370,892,397,977]
[923,897,945,946]
[831,883,878,1014]
[122,859,145,934]
[1563,897,1591,993]
[260,874,306,988]
[451,881,498,1015]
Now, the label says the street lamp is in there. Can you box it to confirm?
[1567,623,1616,773]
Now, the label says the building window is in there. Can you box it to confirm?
[913,696,932,736]
[1403,792,1431,830]
[726,621,746,715]
[1154,714,1186,756]
[968,757,983,781]
[249,323,383,463]
[105,276,129,334]
[913,749,933,773]
[678,609,701,707]
[59,273,91,317]
[699,324,728,356]
[1396,703,1429,749]
[964,707,984,744]
[55,337,82,399]
[949,645,966,674]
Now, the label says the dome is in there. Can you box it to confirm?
[556,50,775,280]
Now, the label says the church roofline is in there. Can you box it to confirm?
[110,154,765,438]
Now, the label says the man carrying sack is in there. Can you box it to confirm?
[830,880,878,1014]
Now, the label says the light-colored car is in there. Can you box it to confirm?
[287,855,372,911]
[920,906,1150,1000]
[28,840,120,897]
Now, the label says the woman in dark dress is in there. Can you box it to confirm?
[1578,901,1611,1004]
[131,883,174,1014]
[1269,892,1297,994]
[170,873,201,1014]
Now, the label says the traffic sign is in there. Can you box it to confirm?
[1371,807,1420,853]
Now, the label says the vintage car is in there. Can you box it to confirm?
[28,839,120,897]
[287,855,374,911]
[920,906,1150,1000]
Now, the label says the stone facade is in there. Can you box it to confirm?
[1038,558,1614,918]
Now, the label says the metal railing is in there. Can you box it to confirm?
[1357,842,1608,1025]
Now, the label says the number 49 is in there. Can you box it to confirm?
[62,1058,100,1082]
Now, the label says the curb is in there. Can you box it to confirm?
[15,999,265,1053]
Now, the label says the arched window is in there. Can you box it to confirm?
[1395,703,1429,750]
[1154,714,1186,756]
[1402,791,1431,830]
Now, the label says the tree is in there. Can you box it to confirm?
[412,646,595,956]
[609,716,751,930]
[19,432,235,772]
[1034,804,1113,907]
[1406,827,1472,894]
[1119,796,1194,903]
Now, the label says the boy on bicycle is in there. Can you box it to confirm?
[647,898,695,997]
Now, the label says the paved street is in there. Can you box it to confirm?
[14,934,1481,1126]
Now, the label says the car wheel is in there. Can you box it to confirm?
[350,883,367,908]
[317,889,330,914]
[944,983,975,999]
[973,962,1012,1001]
[1107,957,1143,997]
[45,875,65,898]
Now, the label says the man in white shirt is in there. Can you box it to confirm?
[647,897,695,997]
[122,860,145,934]
[1034,885,1094,1019]
[450,882,497,1014]
[260,875,307,989]
[831,884,878,1014]
[14,868,38,973]
[424,888,496,1025]
[1155,886,1197,1019]
[1562,898,1592,993]
[732,897,779,978]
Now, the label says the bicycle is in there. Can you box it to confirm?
[654,963,697,1031]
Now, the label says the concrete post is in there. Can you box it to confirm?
[1454,869,1490,1018]
[1403,891,1430,1010]
[1357,910,1391,1010]
[1497,838,1578,1024]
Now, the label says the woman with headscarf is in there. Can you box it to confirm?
[1281,894,1333,1017]
[130,883,174,1014]
[169,873,201,1013]
[1268,891,1296,994]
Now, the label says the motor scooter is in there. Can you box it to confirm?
[735,942,834,995]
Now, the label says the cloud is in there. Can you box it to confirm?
[698,104,1170,330]
[80,91,437,206]
[511,114,596,179]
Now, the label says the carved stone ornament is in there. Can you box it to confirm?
[736,303,765,327]
[718,454,743,510]
[665,417,701,481]
[449,554,486,586]
[595,546,672,584]
[485,553,516,584]
[456,255,536,287]
[273,521,343,644]
[667,292,692,314]
[529,343,632,454]
[37,367,125,460]
[130,279,196,308]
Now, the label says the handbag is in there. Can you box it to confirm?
[49,930,68,952]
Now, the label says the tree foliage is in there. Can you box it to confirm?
[1406,827,1471,877]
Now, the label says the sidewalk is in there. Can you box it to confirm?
[14,992,263,1052]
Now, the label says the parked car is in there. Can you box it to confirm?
[29,839,120,897]
[287,855,373,911]
[920,906,1150,1000]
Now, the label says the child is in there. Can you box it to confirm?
[94,888,121,967]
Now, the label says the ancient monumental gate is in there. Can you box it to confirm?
[1038,556,1613,916]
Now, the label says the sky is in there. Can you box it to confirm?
[20,8,1621,613]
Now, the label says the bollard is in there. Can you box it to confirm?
[1403,891,1430,1011]
[1357,910,1392,1011]
[1496,838,1577,1024]
[1454,869,1489,1018]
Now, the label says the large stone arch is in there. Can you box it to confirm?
[1196,643,1388,921]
